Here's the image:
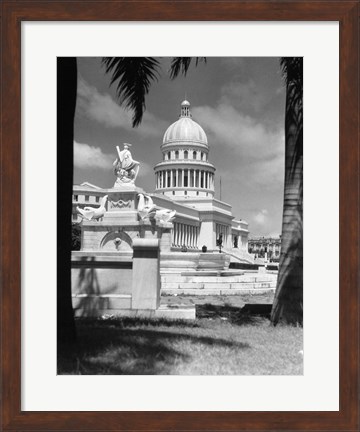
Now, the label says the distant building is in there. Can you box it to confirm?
[72,100,253,262]
[72,182,104,223]
[248,236,281,261]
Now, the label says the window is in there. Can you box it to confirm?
[96,196,100,203]
[168,152,171,160]
[201,152,203,160]
[184,150,188,159]
[175,150,179,159]
[193,151,197,159]
[73,194,78,202]
[85,195,89,202]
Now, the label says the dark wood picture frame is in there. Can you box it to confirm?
[1,1,359,431]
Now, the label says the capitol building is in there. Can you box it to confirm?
[73,100,252,263]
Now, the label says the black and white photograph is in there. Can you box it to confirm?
[57,57,303,375]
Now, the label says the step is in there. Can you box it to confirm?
[161,287,276,296]
[162,281,276,289]
[161,275,277,283]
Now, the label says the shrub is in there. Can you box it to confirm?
[72,223,81,250]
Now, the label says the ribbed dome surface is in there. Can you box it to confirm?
[163,117,208,145]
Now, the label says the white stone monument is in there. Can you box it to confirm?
[113,143,140,187]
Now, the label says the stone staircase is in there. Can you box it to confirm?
[161,270,277,295]
[223,248,255,264]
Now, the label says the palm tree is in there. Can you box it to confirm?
[57,57,202,348]
[270,58,303,326]
[57,58,78,347]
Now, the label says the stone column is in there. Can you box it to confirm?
[132,239,160,310]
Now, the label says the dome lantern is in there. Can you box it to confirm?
[180,100,191,118]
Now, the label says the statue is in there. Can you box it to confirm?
[137,194,156,221]
[137,193,176,223]
[77,195,108,221]
[113,143,140,187]
[154,208,176,224]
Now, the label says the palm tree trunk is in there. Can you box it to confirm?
[271,64,303,326]
[57,58,77,346]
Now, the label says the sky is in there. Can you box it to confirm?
[74,57,286,237]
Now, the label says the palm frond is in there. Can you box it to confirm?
[169,57,206,79]
[280,57,303,110]
[102,57,161,127]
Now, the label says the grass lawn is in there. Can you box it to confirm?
[58,294,303,375]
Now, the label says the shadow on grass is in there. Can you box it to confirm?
[81,316,201,329]
[196,303,272,325]
[58,320,250,375]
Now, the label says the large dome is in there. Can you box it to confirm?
[162,100,208,145]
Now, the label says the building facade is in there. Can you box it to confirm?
[248,236,282,261]
[73,100,252,262]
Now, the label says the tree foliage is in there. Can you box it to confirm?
[102,57,206,126]
[71,223,81,251]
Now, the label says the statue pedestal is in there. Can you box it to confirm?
[132,239,160,310]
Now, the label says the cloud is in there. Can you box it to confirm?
[253,209,268,225]
[220,80,269,114]
[194,103,283,152]
[74,140,114,169]
[77,77,167,136]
